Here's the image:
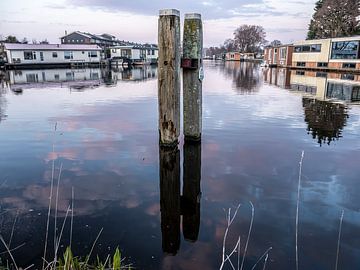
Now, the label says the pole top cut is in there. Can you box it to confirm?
[159,9,180,17]
[184,13,201,19]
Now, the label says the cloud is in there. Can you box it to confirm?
[66,0,273,19]
[1,19,37,24]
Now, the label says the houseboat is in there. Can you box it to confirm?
[109,44,158,65]
[2,43,102,69]
[225,52,256,61]
[265,35,360,73]
[264,44,294,68]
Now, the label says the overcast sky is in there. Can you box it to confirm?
[0,0,317,47]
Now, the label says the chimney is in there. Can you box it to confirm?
[65,30,68,36]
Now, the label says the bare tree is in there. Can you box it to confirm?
[269,40,282,47]
[223,39,236,52]
[233,25,267,53]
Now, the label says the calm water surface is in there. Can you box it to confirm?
[0,62,359,270]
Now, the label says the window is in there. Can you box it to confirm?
[274,48,277,53]
[342,63,356,69]
[295,70,305,75]
[52,52,58,58]
[24,51,36,60]
[302,45,311,52]
[230,54,234,59]
[64,51,73,59]
[311,44,321,52]
[294,44,321,53]
[327,82,353,101]
[152,50,155,55]
[147,50,151,55]
[88,51,98,57]
[26,74,38,83]
[280,48,287,59]
[317,62,328,67]
[54,74,60,81]
[331,41,359,59]
[112,49,116,53]
[352,86,360,101]
[90,72,99,79]
[296,62,306,67]
[341,74,355,80]
[66,72,74,81]
[295,46,302,52]
[316,72,328,78]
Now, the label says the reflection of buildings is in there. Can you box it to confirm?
[3,66,158,91]
[109,65,158,83]
[264,68,353,146]
[224,61,261,93]
[159,142,202,254]
[263,68,291,89]
[303,98,348,146]
[264,68,360,103]
[6,68,102,91]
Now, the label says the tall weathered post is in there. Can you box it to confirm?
[182,13,203,141]
[158,9,181,146]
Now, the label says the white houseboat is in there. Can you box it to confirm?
[2,43,103,68]
[110,44,158,65]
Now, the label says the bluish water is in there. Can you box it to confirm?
[0,62,359,270]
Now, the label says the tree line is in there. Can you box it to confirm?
[0,35,49,44]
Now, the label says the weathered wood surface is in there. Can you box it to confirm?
[183,13,203,141]
[158,9,181,146]
[182,141,201,242]
[159,145,181,255]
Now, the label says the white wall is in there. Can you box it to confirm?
[7,50,101,64]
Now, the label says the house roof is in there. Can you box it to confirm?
[3,43,102,51]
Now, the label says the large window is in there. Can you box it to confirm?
[294,44,322,53]
[327,82,356,101]
[331,41,359,59]
[280,48,287,59]
[88,51,98,57]
[52,52,58,58]
[64,51,73,59]
[24,51,36,60]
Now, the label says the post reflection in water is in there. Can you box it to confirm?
[182,141,201,242]
[159,141,202,254]
[159,146,181,255]
[302,98,348,146]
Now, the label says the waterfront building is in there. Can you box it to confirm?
[109,44,158,65]
[264,44,294,67]
[225,52,256,61]
[60,31,122,48]
[264,36,360,72]
[2,43,102,68]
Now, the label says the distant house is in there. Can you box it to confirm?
[225,52,256,61]
[110,44,158,65]
[60,31,121,48]
[3,43,102,67]
[225,52,241,61]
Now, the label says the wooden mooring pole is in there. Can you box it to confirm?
[182,13,203,141]
[158,9,181,146]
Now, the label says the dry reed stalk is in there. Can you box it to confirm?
[295,151,304,270]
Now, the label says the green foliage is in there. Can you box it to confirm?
[112,247,121,270]
[0,246,131,270]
